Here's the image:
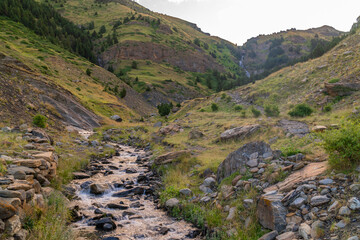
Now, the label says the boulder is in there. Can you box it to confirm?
[0,200,17,220]
[217,141,272,182]
[179,188,192,196]
[95,217,117,231]
[7,181,32,191]
[13,159,42,168]
[278,119,309,137]
[165,198,179,208]
[257,193,287,232]
[0,190,23,200]
[324,82,360,97]
[348,197,360,210]
[32,152,57,163]
[154,150,190,165]
[14,229,28,240]
[5,215,21,235]
[110,115,122,122]
[90,183,109,195]
[299,222,311,240]
[188,129,204,140]
[7,166,35,175]
[159,124,182,135]
[219,124,260,141]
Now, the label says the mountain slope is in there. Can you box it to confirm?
[240,25,344,79]
[44,0,249,104]
[0,17,154,129]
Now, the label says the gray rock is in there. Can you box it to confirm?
[219,124,261,142]
[276,232,296,240]
[165,198,179,208]
[279,119,310,137]
[319,178,333,185]
[310,195,330,206]
[257,194,287,232]
[110,115,122,122]
[217,141,272,182]
[179,188,192,196]
[311,220,325,239]
[299,222,311,240]
[72,172,90,179]
[199,185,213,194]
[348,197,360,210]
[200,196,211,203]
[291,197,306,208]
[349,183,360,192]
[246,159,258,168]
[153,122,162,127]
[188,129,204,139]
[347,237,359,240]
[258,230,278,240]
[335,220,347,228]
[90,183,109,195]
[203,177,216,188]
[338,206,351,216]
[5,215,21,235]
[226,207,236,221]
[243,199,254,208]
[328,200,339,212]
[14,229,28,240]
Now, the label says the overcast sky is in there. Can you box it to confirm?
[137,0,360,45]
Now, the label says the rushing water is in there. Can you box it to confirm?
[239,56,251,78]
[69,145,201,240]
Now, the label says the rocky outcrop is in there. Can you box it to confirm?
[324,81,360,97]
[219,124,260,141]
[159,124,183,135]
[154,150,190,165]
[188,129,204,140]
[217,141,273,182]
[278,119,309,137]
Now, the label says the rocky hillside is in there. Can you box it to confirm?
[240,26,344,79]
[0,17,154,129]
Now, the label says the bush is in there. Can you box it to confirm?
[251,107,261,117]
[119,88,126,98]
[86,68,91,76]
[323,105,332,112]
[321,122,360,170]
[33,114,47,128]
[131,61,138,69]
[288,103,313,117]
[211,103,218,112]
[158,103,172,116]
[329,78,340,83]
[234,105,243,111]
[264,104,280,117]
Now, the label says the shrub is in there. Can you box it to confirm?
[158,103,171,116]
[176,103,181,108]
[288,103,313,117]
[131,61,138,69]
[264,104,280,117]
[33,114,47,128]
[86,68,91,76]
[119,88,126,98]
[211,103,218,112]
[329,78,340,83]
[251,107,261,117]
[234,105,243,111]
[323,105,332,112]
[321,122,360,170]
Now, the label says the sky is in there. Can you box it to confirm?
[137,0,360,45]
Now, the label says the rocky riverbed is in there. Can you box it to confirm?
[68,144,201,240]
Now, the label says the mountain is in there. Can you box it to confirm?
[240,25,344,79]
[0,17,154,129]
[44,0,250,105]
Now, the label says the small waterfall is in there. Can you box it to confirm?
[239,56,251,78]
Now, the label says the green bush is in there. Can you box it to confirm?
[158,103,172,116]
[211,103,219,112]
[321,122,360,170]
[234,105,243,111]
[328,78,340,83]
[323,105,332,112]
[131,61,138,69]
[288,103,313,117]
[251,107,261,117]
[86,68,91,76]
[119,88,126,98]
[33,114,47,128]
[264,104,280,117]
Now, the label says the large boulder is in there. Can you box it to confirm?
[219,124,260,141]
[217,141,272,182]
[159,124,182,135]
[188,129,204,140]
[324,81,360,97]
[0,200,17,220]
[278,119,309,137]
[257,193,287,233]
[110,115,122,122]
[154,150,190,165]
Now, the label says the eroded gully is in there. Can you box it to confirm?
[68,144,201,240]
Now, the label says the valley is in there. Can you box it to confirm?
[1,0,360,240]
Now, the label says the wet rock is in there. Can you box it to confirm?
[103,237,119,240]
[73,172,90,179]
[125,168,137,174]
[137,174,148,183]
[348,197,360,210]
[219,124,260,141]
[310,195,330,206]
[275,231,296,240]
[157,226,170,235]
[258,230,278,240]
[217,141,272,182]
[165,198,179,208]
[179,188,192,196]
[299,222,311,240]
[106,203,129,210]
[257,194,287,232]
[95,217,117,231]
[154,150,190,165]
[130,202,143,208]
[112,187,146,197]
[90,183,109,195]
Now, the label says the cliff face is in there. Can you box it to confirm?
[101,40,224,73]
